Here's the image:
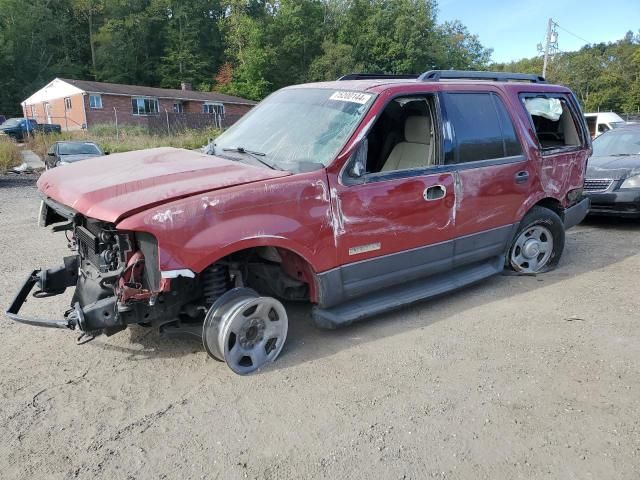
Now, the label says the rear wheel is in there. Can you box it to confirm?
[507,206,565,273]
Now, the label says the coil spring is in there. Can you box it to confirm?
[202,263,229,305]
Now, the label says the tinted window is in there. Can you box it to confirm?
[442,93,521,164]
[494,95,523,157]
[58,142,102,155]
[443,93,503,163]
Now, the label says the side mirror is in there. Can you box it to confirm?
[348,138,367,179]
[47,152,55,156]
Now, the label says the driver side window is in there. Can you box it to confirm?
[365,95,437,175]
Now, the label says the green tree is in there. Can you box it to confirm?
[437,20,492,70]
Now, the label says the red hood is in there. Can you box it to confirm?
[38,147,290,223]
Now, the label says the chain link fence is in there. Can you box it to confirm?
[25,108,242,135]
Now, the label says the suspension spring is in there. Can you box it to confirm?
[202,263,230,305]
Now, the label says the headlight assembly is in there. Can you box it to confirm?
[620,175,640,189]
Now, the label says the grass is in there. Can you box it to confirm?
[0,137,22,172]
[25,123,221,159]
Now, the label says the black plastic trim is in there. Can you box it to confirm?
[316,223,517,308]
[338,73,419,81]
[312,255,505,329]
[563,197,590,229]
[419,70,546,83]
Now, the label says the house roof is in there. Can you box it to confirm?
[52,78,256,105]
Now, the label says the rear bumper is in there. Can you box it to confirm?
[585,189,640,218]
[563,197,590,229]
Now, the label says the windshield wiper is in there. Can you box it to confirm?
[221,146,280,170]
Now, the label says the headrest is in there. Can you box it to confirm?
[404,115,431,144]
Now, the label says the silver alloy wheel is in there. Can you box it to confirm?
[510,225,554,273]
[202,288,288,375]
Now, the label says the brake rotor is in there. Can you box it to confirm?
[202,288,288,375]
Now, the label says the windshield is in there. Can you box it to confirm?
[1,118,22,127]
[212,88,374,171]
[592,130,640,156]
[58,142,102,155]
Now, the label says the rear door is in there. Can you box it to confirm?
[439,91,530,266]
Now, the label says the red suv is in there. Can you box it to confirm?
[8,70,591,374]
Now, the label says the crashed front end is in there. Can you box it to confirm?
[7,196,198,339]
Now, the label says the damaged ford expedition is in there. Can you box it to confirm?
[7,70,591,374]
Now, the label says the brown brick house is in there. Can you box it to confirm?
[21,78,256,131]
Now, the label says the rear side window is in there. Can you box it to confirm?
[522,95,583,152]
[442,92,522,164]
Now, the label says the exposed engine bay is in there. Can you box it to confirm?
[7,197,305,371]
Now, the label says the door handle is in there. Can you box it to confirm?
[514,170,530,184]
[423,185,446,201]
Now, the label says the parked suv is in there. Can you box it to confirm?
[7,71,591,374]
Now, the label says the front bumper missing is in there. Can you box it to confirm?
[6,256,122,334]
[6,270,75,329]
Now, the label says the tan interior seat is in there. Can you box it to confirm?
[381,115,433,172]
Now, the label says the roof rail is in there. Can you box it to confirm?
[418,70,546,83]
[338,73,419,81]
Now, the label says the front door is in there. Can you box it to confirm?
[329,94,458,300]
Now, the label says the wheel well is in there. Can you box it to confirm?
[533,198,563,219]
[205,247,317,303]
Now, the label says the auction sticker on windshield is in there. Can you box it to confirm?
[329,91,372,104]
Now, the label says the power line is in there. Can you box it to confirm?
[553,22,592,45]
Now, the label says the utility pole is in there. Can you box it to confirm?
[540,18,559,78]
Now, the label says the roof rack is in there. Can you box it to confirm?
[338,73,419,81]
[418,70,546,83]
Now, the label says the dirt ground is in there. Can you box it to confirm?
[1,175,639,480]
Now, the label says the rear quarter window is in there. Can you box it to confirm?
[441,92,523,164]
[521,94,585,153]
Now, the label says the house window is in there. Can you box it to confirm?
[203,102,224,116]
[132,97,159,115]
[30,105,36,117]
[64,97,72,110]
[173,102,184,113]
[89,94,102,109]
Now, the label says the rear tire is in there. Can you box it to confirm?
[507,206,565,273]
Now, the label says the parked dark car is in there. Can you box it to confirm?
[584,124,640,217]
[7,70,591,375]
[0,117,61,141]
[45,141,105,169]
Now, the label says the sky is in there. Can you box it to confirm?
[438,0,640,63]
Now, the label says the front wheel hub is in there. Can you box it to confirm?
[202,288,288,375]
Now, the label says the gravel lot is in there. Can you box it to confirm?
[1,175,639,480]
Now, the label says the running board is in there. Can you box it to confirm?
[311,256,504,329]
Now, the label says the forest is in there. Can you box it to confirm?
[0,0,638,117]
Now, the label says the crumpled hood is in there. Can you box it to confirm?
[587,154,640,180]
[58,153,103,163]
[38,147,290,223]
